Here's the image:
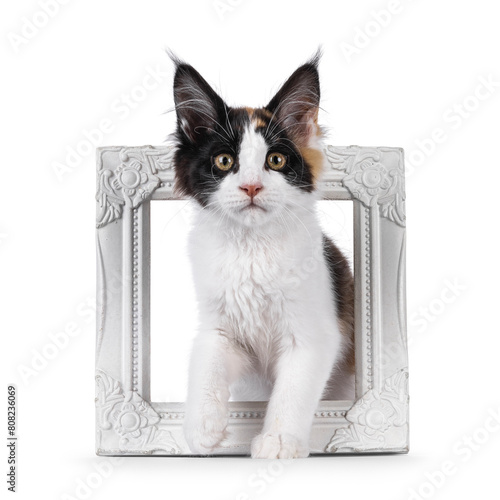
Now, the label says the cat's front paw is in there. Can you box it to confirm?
[251,432,309,459]
[183,403,229,454]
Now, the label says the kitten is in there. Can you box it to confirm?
[171,53,355,458]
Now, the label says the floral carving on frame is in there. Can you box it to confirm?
[325,146,406,227]
[326,369,409,452]
[96,147,175,228]
[95,371,181,454]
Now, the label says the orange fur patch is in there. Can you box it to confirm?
[245,107,267,128]
[258,108,273,119]
[253,117,266,128]
[299,146,324,183]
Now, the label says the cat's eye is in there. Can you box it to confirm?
[214,153,234,171]
[267,152,287,171]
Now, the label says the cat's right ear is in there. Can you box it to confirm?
[171,57,226,143]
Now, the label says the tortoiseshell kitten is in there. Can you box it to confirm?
[171,53,354,458]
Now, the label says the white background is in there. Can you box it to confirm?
[2,0,500,499]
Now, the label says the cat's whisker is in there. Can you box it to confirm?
[193,125,232,144]
[267,117,319,143]
[223,103,236,140]
[174,100,233,141]
[286,199,324,221]
[282,205,314,244]
[276,210,294,242]
[266,107,317,139]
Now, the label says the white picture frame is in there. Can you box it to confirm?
[95,144,409,456]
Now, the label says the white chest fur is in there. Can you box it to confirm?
[188,208,336,367]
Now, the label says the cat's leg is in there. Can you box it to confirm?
[323,359,355,401]
[183,329,248,454]
[251,324,341,459]
[229,373,273,402]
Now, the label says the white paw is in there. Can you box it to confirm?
[183,403,229,454]
[251,432,309,459]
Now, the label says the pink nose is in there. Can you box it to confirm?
[239,183,263,199]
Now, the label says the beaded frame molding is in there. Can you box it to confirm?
[95,144,409,456]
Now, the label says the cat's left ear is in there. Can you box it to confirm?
[265,52,321,146]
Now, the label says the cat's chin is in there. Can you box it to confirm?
[233,211,271,228]
[229,203,277,228]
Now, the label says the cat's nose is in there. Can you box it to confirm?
[239,183,263,199]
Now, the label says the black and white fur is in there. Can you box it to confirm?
[171,53,354,458]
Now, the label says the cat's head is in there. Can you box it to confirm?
[171,53,325,228]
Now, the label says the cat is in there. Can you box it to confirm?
[170,52,355,458]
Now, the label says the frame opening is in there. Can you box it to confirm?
[150,199,355,403]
